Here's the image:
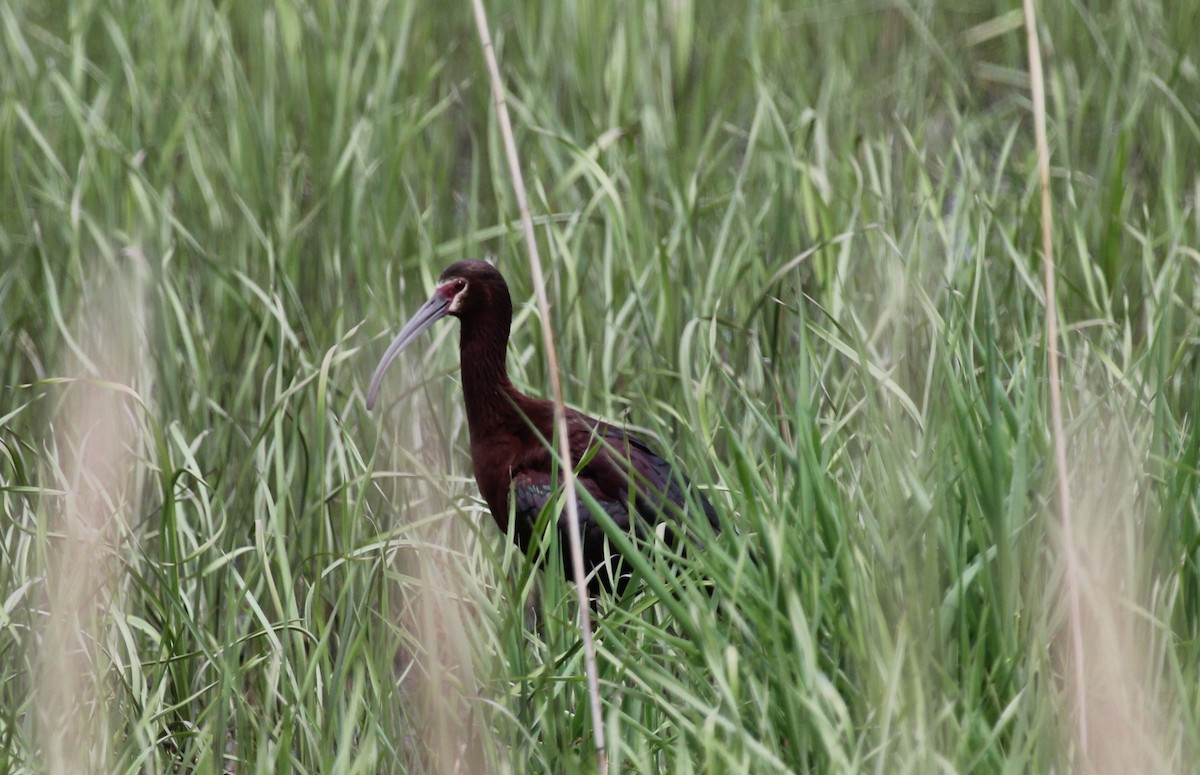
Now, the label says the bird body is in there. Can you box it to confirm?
[367,260,718,590]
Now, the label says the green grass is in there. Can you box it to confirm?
[2,0,1199,772]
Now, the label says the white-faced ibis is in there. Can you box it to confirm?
[366,260,719,592]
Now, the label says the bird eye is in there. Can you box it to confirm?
[453,279,467,293]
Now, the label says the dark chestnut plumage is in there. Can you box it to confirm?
[367,260,719,591]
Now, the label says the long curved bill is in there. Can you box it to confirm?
[365,293,451,410]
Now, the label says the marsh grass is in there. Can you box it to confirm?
[1,1,1198,772]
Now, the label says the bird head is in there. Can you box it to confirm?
[365,259,509,409]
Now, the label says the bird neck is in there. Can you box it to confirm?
[458,314,529,438]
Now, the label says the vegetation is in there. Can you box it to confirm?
[2,0,1198,772]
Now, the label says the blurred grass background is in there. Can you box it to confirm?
[2,0,1199,772]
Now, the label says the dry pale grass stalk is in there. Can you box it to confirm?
[1065,418,1180,775]
[403,555,485,773]
[40,418,121,772]
[390,407,487,773]
[468,0,607,769]
[1022,0,1088,753]
[38,267,147,773]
